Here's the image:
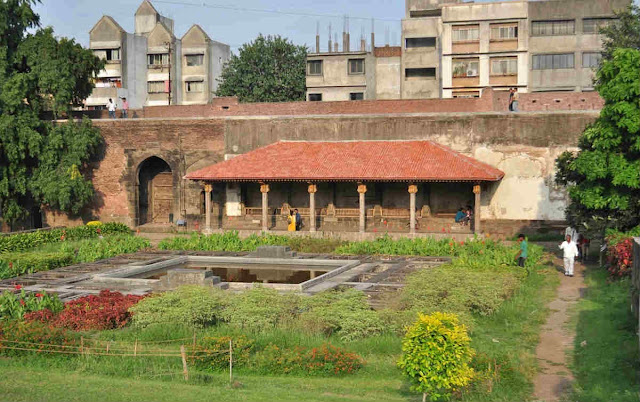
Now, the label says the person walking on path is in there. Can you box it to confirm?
[559,234,579,277]
[515,233,528,267]
[287,210,296,232]
[106,98,117,119]
[121,97,129,118]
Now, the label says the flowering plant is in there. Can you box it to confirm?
[606,236,634,277]
[0,287,63,320]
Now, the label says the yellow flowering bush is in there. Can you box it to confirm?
[398,312,474,401]
[86,221,102,227]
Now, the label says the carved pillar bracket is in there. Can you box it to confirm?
[260,183,269,232]
[357,183,367,234]
[408,184,418,234]
[308,184,317,232]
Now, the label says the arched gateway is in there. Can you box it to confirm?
[137,156,173,225]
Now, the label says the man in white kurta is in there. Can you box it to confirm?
[559,235,579,277]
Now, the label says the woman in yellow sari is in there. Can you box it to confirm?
[287,210,296,231]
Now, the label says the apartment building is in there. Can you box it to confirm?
[85,0,230,109]
[305,0,629,100]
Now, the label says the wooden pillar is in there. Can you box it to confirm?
[408,184,418,234]
[308,184,317,232]
[473,184,481,234]
[204,183,212,234]
[357,183,367,234]
[260,183,269,232]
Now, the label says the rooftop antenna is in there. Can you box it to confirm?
[328,22,332,52]
[315,21,320,53]
[371,18,375,51]
[334,33,339,52]
[346,15,350,52]
[360,25,366,52]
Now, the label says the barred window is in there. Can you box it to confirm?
[452,59,479,78]
[185,54,204,66]
[531,20,575,36]
[307,60,323,75]
[147,81,166,93]
[308,93,322,101]
[349,92,364,101]
[582,52,602,68]
[405,68,436,79]
[348,59,365,74]
[491,58,518,75]
[94,48,120,61]
[452,26,479,42]
[186,81,204,93]
[532,53,575,70]
[490,25,518,40]
[148,53,169,66]
[583,18,614,34]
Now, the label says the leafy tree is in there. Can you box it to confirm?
[555,48,640,238]
[0,0,104,227]
[216,34,306,102]
[600,4,640,62]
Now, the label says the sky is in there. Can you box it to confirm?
[33,0,410,52]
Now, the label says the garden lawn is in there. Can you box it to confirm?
[569,266,640,402]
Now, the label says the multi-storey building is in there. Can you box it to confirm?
[85,0,230,109]
[305,0,629,100]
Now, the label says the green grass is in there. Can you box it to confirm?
[568,267,640,402]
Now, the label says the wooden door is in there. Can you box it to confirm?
[151,172,173,223]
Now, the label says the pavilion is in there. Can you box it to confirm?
[185,140,505,234]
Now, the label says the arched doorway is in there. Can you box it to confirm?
[138,157,173,225]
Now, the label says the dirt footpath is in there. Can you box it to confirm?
[532,257,586,401]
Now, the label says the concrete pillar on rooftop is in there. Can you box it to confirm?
[408,184,418,234]
[308,184,317,232]
[473,184,481,234]
[204,183,212,234]
[260,183,270,232]
[357,183,367,234]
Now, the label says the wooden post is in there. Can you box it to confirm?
[204,183,212,234]
[80,336,84,355]
[473,184,481,234]
[408,184,418,234]
[180,345,189,381]
[229,339,233,385]
[260,183,270,232]
[192,331,197,350]
[357,183,367,234]
[134,339,138,356]
[308,184,317,233]
[106,341,110,354]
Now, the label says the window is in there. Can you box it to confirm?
[348,59,365,74]
[532,53,575,70]
[531,20,575,36]
[491,58,518,75]
[307,60,323,75]
[94,48,120,61]
[452,25,479,42]
[583,18,614,34]
[148,53,169,66]
[405,68,436,79]
[186,81,204,93]
[185,54,204,66]
[349,92,364,101]
[405,37,436,48]
[582,52,602,68]
[410,9,441,18]
[452,59,479,77]
[490,24,518,40]
[308,93,322,101]
[147,81,166,93]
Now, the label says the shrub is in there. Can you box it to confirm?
[0,223,130,253]
[300,288,384,341]
[606,236,634,277]
[27,290,144,331]
[0,252,74,279]
[188,335,254,370]
[0,287,64,320]
[129,286,228,328]
[398,312,474,402]
[59,235,149,263]
[222,287,300,332]
[0,320,79,356]
[252,343,364,376]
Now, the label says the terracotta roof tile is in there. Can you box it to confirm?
[185,140,504,182]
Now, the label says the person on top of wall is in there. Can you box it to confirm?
[559,234,579,277]
[511,88,519,112]
[106,98,117,119]
[294,208,302,231]
[121,97,129,119]
[455,208,466,225]
[508,88,514,111]
[287,210,296,232]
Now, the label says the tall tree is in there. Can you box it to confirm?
[555,48,640,238]
[599,4,640,61]
[216,35,306,102]
[0,0,104,227]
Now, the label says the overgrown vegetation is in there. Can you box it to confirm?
[569,267,640,401]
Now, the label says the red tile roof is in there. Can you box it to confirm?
[185,140,504,182]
